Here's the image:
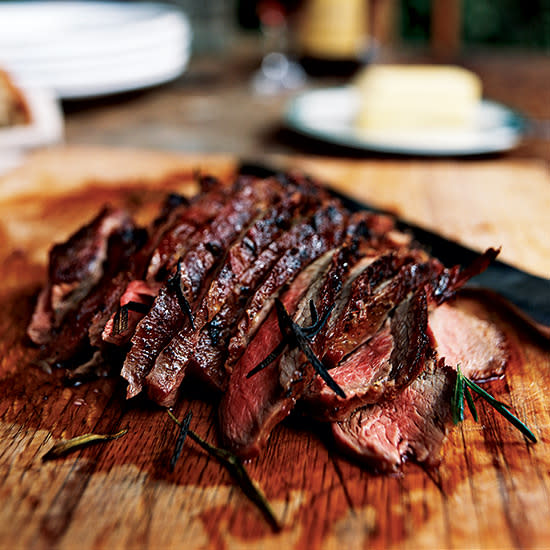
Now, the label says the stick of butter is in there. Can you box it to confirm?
[355,65,482,132]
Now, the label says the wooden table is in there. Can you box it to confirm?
[0,42,549,549]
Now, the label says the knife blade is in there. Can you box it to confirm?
[238,161,550,329]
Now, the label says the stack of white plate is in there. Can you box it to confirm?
[0,1,192,99]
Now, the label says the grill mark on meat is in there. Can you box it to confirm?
[332,360,455,473]
[219,250,337,458]
[28,207,135,345]
[429,302,508,380]
[145,189,324,405]
[121,179,287,398]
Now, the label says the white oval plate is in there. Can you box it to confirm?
[285,86,526,156]
[0,1,191,99]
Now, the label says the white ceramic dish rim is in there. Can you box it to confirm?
[285,86,526,156]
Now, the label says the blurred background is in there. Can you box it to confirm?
[235,0,550,51]
[0,0,548,169]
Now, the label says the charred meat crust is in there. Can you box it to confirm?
[145,187,329,405]
[122,177,292,398]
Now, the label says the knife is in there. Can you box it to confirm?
[238,161,550,331]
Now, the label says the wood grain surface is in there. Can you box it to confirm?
[0,147,548,549]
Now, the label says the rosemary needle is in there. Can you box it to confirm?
[452,365,537,443]
[42,428,129,461]
[170,411,192,470]
[248,299,345,398]
[166,409,282,532]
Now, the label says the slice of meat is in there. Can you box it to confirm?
[146,178,237,281]
[145,188,324,405]
[429,302,508,380]
[225,202,349,373]
[301,324,393,421]
[87,179,230,348]
[430,247,499,305]
[332,360,456,473]
[322,252,437,368]
[219,249,337,458]
[28,207,136,345]
[302,287,431,421]
[278,242,378,399]
[39,225,146,363]
[121,178,288,398]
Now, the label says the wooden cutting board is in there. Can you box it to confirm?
[0,147,549,550]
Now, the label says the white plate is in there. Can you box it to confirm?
[0,1,191,99]
[285,87,526,156]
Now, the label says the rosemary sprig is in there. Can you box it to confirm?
[247,299,344,398]
[166,410,281,532]
[42,428,129,461]
[452,365,537,443]
[169,410,193,470]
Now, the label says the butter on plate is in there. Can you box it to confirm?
[354,65,482,134]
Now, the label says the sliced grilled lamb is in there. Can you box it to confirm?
[321,251,438,369]
[224,202,349,374]
[28,206,136,345]
[89,180,230,348]
[332,359,456,473]
[121,177,289,398]
[302,249,502,421]
[184,208,365,394]
[218,214,402,458]
[145,187,325,405]
[38,224,146,362]
[429,302,508,380]
[219,249,338,458]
